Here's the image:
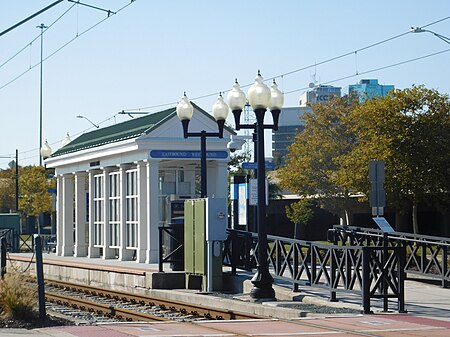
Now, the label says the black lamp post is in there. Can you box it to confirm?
[227,72,284,299]
[176,93,229,198]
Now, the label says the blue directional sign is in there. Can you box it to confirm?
[242,161,276,170]
[150,150,228,159]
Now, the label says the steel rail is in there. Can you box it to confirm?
[45,291,168,322]
[45,279,262,320]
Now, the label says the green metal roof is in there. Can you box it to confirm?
[51,107,176,157]
[51,103,235,158]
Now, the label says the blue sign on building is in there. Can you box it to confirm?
[150,150,228,159]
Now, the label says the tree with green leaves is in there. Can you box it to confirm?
[285,199,314,239]
[278,95,360,225]
[338,86,450,233]
[0,168,16,212]
[18,166,55,231]
[278,86,450,234]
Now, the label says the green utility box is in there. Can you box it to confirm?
[184,198,227,292]
[0,213,20,252]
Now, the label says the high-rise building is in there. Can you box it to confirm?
[272,107,308,165]
[299,85,341,106]
[273,85,341,165]
[348,79,394,102]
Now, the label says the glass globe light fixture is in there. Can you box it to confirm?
[176,92,194,138]
[212,93,229,138]
[40,140,52,159]
[247,71,271,110]
[227,80,246,130]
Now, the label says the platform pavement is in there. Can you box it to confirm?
[1,253,449,336]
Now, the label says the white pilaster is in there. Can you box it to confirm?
[55,175,63,256]
[136,161,148,263]
[103,168,115,259]
[74,172,88,257]
[61,174,74,256]
[87,170,100,258]
[118,165,133,261]
[146,160,159,263]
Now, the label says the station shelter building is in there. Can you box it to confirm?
[44,103,234,264]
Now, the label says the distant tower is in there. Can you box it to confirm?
[348,79,394,102]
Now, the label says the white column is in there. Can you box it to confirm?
[103,168,115,259]
[136,161,147,263]
[55,175,63,256]
[146,160,159,263]
[74,172,88,257]
[87,170,100,258]
[118,165,133,261]
[61,174,74,256]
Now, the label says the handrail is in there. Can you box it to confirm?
[331,225,450,288]
[224,229,406,314]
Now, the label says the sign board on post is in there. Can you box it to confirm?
[248,178,269,206]
[369,160,386,217]
[242,161,276,170]
[372,216,395,233]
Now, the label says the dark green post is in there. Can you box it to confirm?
[0,237,6,278]
[34,235,46,320]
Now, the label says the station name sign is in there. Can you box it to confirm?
[150,150,228,159]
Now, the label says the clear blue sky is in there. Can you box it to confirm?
[1,1,449,166]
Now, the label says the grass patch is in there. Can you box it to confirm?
[0,272,37,320]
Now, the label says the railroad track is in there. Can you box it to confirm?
[46,291,167,322]
[44,279,262,321]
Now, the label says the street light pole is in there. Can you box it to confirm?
[411,27,450,45]
[15,149,19,213]
[176,93,229,198]
[37,23,47,166]
[227,72,283,299]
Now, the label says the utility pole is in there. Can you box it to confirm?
[38,23,47,166]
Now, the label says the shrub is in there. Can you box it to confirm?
[0,272,37,319]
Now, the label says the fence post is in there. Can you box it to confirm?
[382,233,388,312]
[443,245,449,288]
[231,231,237,275]
[398,246,407,313]
[311,245,317,285]
[293,242,299,292]
[276,240,282,277]
[329,247,337,302]
[158,227,163,272]
[362,247,372,314]
[0,237,6,279]
[34,235,46,321]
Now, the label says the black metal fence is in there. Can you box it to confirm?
[158,225,184,272]
[0,230,56,254]
[329,225,450,288]
[223,229,406,314]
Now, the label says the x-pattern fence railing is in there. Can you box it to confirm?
[329,225,450,288]
[0,230,57,253]
[223,229,406,314]
[158,225,184,272]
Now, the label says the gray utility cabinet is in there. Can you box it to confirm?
[184,198,227,291]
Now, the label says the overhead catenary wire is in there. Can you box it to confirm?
[284,48,450,95]
[0,13,448,165]
[0,1,135,91]
[123,16,450,112]
[0,2,77,71]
